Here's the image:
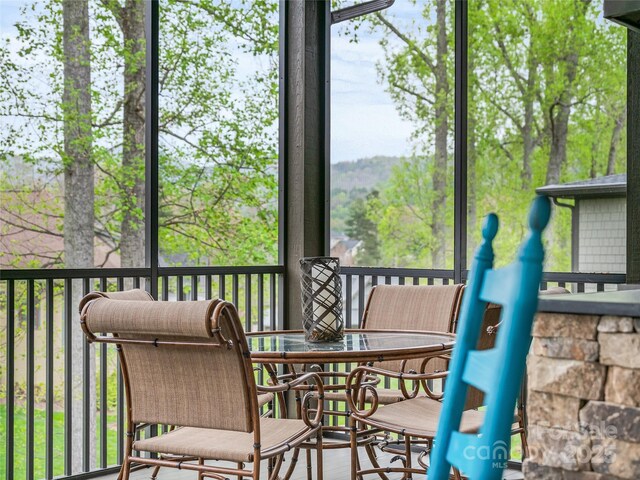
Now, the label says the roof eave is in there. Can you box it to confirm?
[536,184,627,199]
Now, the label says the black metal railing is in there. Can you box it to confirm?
[1,266,283,480]
[0,265,626,479]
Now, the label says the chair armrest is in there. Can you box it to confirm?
[420,354,451,400]
[257,372,325,428]
[267,370,380,392]
[345,364,449,418]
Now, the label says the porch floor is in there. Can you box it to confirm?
[100,445,525,480]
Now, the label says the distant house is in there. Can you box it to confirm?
[0,187,120,268]
[330,234,361,266]
[537,174,626,274]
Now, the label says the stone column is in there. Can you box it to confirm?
[524,313,640,479]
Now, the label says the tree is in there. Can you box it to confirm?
[350,0,626,270]
[368,0,452,269]
[0,0,279,473]
[345,190,381,265]
[61,0,97,470]
[0,0,279,269]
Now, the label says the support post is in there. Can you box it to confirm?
[454,0,468,284]
[627,30,640,282]
[280,0,330,330]
[145,0,159,299]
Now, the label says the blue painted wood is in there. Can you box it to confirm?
[428,195,551,480]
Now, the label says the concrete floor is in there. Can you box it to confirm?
[100,443,525,480]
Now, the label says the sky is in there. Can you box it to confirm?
[330,24,413,163]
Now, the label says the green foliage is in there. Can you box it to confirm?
[345,190,381,265]
[0,0,280,268]
[337,0,626,271]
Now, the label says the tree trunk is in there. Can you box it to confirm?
[120,0,146,268]
[545,0,591,185]
[521,47,537,188]
[607,105,626,175]
[431,0,449,268]
[63,0,93,268]
[546,50,579,186]
[590,116,600,178]
[62,0,95,471]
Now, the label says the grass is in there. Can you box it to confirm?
[0,404,119,480]
[0,374,523,479]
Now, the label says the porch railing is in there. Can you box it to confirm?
[1,266,626,480]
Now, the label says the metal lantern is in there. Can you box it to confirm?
[299,256,344,343]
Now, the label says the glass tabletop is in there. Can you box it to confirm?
[246,329,455,363]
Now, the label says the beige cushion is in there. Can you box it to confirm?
[366,396,485,438]
[133,418,309,462]
[83,299,219,339]
[78,288,153,313]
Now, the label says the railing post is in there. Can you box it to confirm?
[5,280,14,480]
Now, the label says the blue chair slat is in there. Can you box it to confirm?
[461,349,500,394]
[446,432,486,477]
[428,196,551,480]
[479,264,519,306]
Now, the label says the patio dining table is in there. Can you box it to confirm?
[246,328,456,479]
[246,328,456,365]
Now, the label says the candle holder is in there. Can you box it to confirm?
[299,256,344,343]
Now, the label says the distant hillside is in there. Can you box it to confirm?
[330,156,403,235]
[331,156,402,194]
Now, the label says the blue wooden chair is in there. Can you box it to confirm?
[428,195,551,480]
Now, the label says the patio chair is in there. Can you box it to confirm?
[79,289,275,414]
[346,195,552,479]
[79,297,324,480]
[322,284,464,405]
[80,289,278,479]
[344,295,506,479]
[288,284,463,477]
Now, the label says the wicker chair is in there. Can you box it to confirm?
[80,297,324,480]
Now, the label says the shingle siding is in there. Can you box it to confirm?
[577,198,626,273]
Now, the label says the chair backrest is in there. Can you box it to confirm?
[462,302,501,410]
[428,195,551,480]
[78,288,154,313]
[463,287,569,411]
[80,297,258,433]
[361,284,464,373]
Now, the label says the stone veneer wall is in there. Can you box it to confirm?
[523,313,640,479]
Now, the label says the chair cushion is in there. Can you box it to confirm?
[366,396,485,438]
[133,417,309,463]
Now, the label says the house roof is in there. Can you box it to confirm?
[536,174,627,199]
[0,187,120,268]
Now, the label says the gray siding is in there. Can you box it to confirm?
[577,197,626,274]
